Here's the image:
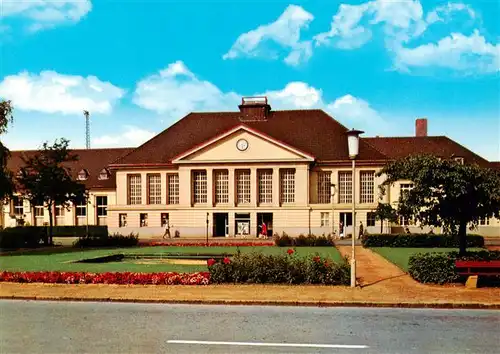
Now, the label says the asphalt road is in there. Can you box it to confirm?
[0,300,498,354]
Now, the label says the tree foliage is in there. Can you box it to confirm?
[378,154,500,255]
[373,202,398,233]
[0,100,14,200]
[17,138,87,245]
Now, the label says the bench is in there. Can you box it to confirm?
[455,260,500,288]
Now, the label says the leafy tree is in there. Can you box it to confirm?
[17,139,87,245]
[0,100,14,200]
[373,202,398,233]
[378,154,500,255]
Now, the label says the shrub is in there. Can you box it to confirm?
[0,227,46,249]
[51,226,108,238]
[273,233,335,247]
[408,250,500,284]
[208,250,349,285]
[362,234,484,248]
[73,233,138,248]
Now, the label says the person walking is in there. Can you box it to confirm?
[358,221,364,239]
[162,217,171,239]
[260,222,268,239]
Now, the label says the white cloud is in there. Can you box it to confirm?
[134,60,384,131]
[394,30,500,74]
[314,0,495,75]
[93,126,155,147]
[222,5,314,66]
[133,60,240,117]
[0,70,125,115]
[1,0,92,32]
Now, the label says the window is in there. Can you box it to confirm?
[128,175,142,205]
[55,205,65,226]
[193,170,207,204]
[98,169,109,180]
[96,196,107,225]
[400,183,414,199]
[140,213,148,227]
[76,200,87,217]
[119,213,127,227]
[236,170,251,205]
[280,169,295,204]
[398,215,414,226]
[258,170,273,204]
[12,197,23,215]
[35,206,44,217]
[214,170,229,204]
[78,169,88,180]
[96,196,107,217]
[168,174,179,205]
[317,171,332,204]
[147,174,161,204]
[338,172,352,204]
[479,217,490,226]
[320,212,329,227]
[454,157,464,165]
[161,213,169,227]
[367,212,376,227]
[360,171,375,203]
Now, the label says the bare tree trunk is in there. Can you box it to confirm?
[380,219,383,234]
[458,220,467,256]
[47,204,53,246]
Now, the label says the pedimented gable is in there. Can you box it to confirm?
[173,126,314,164]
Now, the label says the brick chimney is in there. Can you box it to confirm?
[415,118,427,137]
[239,96,271,122]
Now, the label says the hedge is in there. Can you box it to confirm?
[408,250,500,284]
[208,249,350,285]
[49,226,108,238]
[362,233,484,248]
[73,233,139,248]
[0,227,46,249]
[273,233,335,247]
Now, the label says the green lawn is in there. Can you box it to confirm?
[0,246,344,273]
[371,247,484,272]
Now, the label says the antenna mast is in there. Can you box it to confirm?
[83,110,90,149]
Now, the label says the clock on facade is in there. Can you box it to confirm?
[236,139,249,151]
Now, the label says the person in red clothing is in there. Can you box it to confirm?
[260,222,268,238]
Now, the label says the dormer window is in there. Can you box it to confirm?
[98,168,110,180]
[454,157,464,165]
[78,169,89,180]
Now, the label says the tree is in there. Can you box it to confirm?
[0,100,14,200]
[373,202,398,233]
[378,154,500,255]
[17,139,87,245]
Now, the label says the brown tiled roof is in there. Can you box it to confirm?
[7,148,133,190]
[112,110,388,167]
[364,136,491,167]
[490,162,500,170]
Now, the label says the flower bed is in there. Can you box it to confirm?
[0,271,210,285]
[145,241,275,247]
[208,249,350,285]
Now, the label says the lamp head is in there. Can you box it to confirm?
[346,129,364,159]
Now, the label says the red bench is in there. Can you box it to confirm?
[455,260,500,288]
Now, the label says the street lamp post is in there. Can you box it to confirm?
[206,212,209,246]
[330,183,336,237]
[347,129,364,288]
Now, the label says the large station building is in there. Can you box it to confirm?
[3,97,500,238]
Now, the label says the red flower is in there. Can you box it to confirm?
[287,248,295,255]
[141,241,274,247]
[324,261,330,267]
[207,258,216,267]
[223,257,231,264]
[313,256,321,263]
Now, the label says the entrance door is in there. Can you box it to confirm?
[213,213,228,237]
[339,212,353,236]
[256,213,273,237]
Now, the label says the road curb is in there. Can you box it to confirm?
[1,296,499,310]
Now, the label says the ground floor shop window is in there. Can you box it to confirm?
[119,213,127,227]
[140,213,148,227]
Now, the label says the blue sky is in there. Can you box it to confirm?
[0,0,499,160]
